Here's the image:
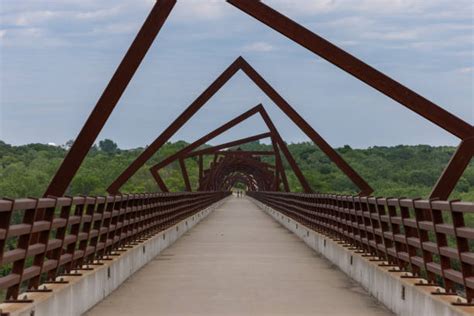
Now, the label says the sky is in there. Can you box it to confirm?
[0,0,473,149]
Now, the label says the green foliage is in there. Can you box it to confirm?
[98,139,118,155]
[0,140,472,201]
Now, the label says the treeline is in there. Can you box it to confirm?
[0,140,472,200]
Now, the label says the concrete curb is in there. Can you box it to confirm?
[249,197,474,316]
[3,197,230,316]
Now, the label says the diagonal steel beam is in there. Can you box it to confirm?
[272,137,290,192]
[198,154,204,181]
[259,107,311,193]
[187,132,271,157]
[239,59,371,195]
[109,57,366,194]
[107,58,244,194]
[213,150,275,156]
[188,132,287,191]
[150,105,307,193]
[149,104,263,191]
[179,158,192,192]
[430,137,474,200]
[227,0,473,140]
[45,0,176,198]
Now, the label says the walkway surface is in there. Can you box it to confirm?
[86,197,391,316]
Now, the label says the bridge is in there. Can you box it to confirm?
[0,1,473,315]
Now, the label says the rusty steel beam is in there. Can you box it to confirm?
[258,107,312,193]
[239,59,372,195]
[227,0,473,140]
[151,104,262,171]
[202,154,276,191]
[214,150,275,156]
[430,138,474,200]
[248,192,474,302]
[152,169,169,192]
[198,154,204,181]
[107,57,244,194]
[188,132,271,157]
[149,105,263,191]
[108,56,370,196]
[273,140,289,192]
[45,0,176,198]
[0,192,230,301]
[187,132,287,191]
[150,105,307,193]
[179,158,192,192]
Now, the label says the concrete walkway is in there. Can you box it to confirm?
[86,197,391,316]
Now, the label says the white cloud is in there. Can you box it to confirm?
[3,10,63,26]
[363,30,419,41]
[243,42,274,52]
[93,22,141,35]
[458,67,473,74]
[337,40,359,47]
[75,6,123,20]
[264,0,337,15]
[265,0,472,18]
[173,0,229,20]
[0,30,6,39]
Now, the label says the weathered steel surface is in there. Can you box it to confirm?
[249,191,474,304]
[107,57,370,195]
[149,105,308,193]
[85,197,391,316]
[45,0,176,198]
[227,0,472,139]
[0,192,229,301]
[106,58,244,194]
[228,0,474,198]
[430,138,474,200]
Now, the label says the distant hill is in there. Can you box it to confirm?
[0,140,472,200]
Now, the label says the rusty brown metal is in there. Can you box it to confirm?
[106,58,244,194]
[45,0,176,199]
[198,154,204,181]
[149,105,308,193]
[238,59,371,195]
[108,57,370,195]
[228,0,474,198]
[430,137,474,200]
[187,133,287,191]
[213,150,275,156]
[0,192,230,301]
[152,168,169,192]
[179,158,192,192]
[249,191,474,303]
[40,0,470,205]
[149,104,263,191]
[201,154,276,191]
[227,0,473,140]
[187,133,271,157]
[272,140,289,192]
[258,107,312,193]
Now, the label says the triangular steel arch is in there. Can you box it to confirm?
[148,104,307,192]
[228,0,474,199]
[107,57,372,195]
[43,0,472,200]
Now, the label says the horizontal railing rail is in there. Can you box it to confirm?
[248,191,474,304]
[0,191,230,302]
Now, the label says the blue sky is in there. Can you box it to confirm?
[0,0,472,149]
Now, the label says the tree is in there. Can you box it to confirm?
[99,139,118,154]
[63,139,74,149]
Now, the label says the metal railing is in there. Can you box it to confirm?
[248,191,474,304]
[0,191,229,301]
